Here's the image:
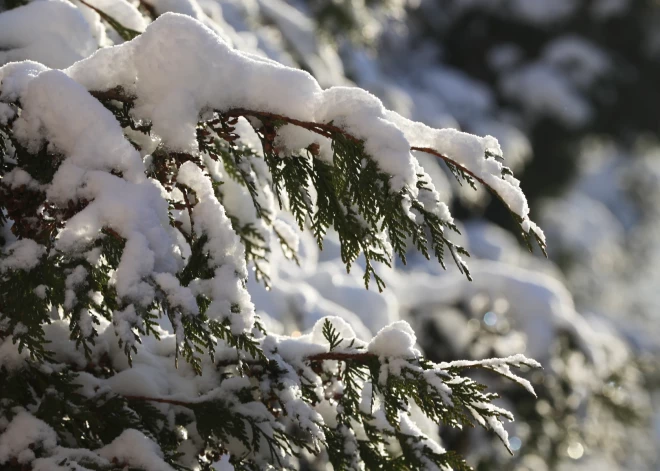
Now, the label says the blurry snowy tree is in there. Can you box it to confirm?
[0,3,556,470]
[280,1,660,469]
[408,0,660,202]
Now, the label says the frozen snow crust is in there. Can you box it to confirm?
[0,11,546,471]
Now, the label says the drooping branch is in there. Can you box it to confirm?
[123,395,192,407]
[412,145,546,254]
[122,351,378,407]
[411,147,491,190]
[88,87,540,234]
[221,108,361,144]
[306,351,377,362]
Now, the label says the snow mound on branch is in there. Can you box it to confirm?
[0,411,58,465]
[369,320,418,357]
[62,12,524,199]
[0,337,29,371]
[0,61,48,102]
[66,12,320,145]
[0,239,46,273]
[65,12,417,190]
[98,429,175,471]
[311,316,356,346]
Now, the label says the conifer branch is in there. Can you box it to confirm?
[87,87,544,254]
[0,16,548,465]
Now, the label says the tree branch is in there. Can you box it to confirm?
[86,86,544,253]
[124,351,378,407]
[220,108,361,144]
[306,351,377,363]
[124,395,192,407]
[410,146,490,189]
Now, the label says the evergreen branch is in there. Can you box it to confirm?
[123,395,192,407]
[77,0,141,41]
[412,146,547,255]
[222,108,360,144]
[86,86,544,257]
[307,351,377,362]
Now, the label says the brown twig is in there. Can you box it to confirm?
[136,0,157,19]
[410,146,490,189]
[90,87,132,103]
[124,351,378,407]
[221,108,361,144]
[123,395,192,407]
[306,351,377,363]
[103,227,124,241]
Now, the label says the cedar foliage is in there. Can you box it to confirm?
[0,10,545,471]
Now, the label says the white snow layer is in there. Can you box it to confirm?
[0,0,98,69]
[63,11,528,216]
[0,411,58,465]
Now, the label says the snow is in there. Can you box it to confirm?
[305,263,399,333]
[32,448,110,471]
[0,0,98,69]
[0,411,58,465]
[69,13,322,149]
[420,67,495,121]
[501,63,592,129]
[176,161,245,274]
[212,454,235,470]
[106,363,170,398]
[441,354,541,396]
[14,69,145,183]
[0,239,46,272]
[98,429,176,471]
[77,0,148,33]
[154,272,199,315]
[257,0,346,87]
[0,102,13,125]
[64,265,88,310]
[0,336,29,370]
[310,316,355,347]
[368,320,418,358]
[498,36,608,131]
[0,61,48,102]
[3,168,42,190]
[62,12,516,196]
[176,161,255,332]
[544,36,610,89]
[390,111,538,234]
[316,86,416,190]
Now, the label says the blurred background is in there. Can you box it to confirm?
[237,2,660,469]
[2,0,660,469]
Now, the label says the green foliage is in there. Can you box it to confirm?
[78,0,141,41]
[0,12,543,471]
[202,110,473,292]
[314,321,537,470]
[0,362,185,468]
